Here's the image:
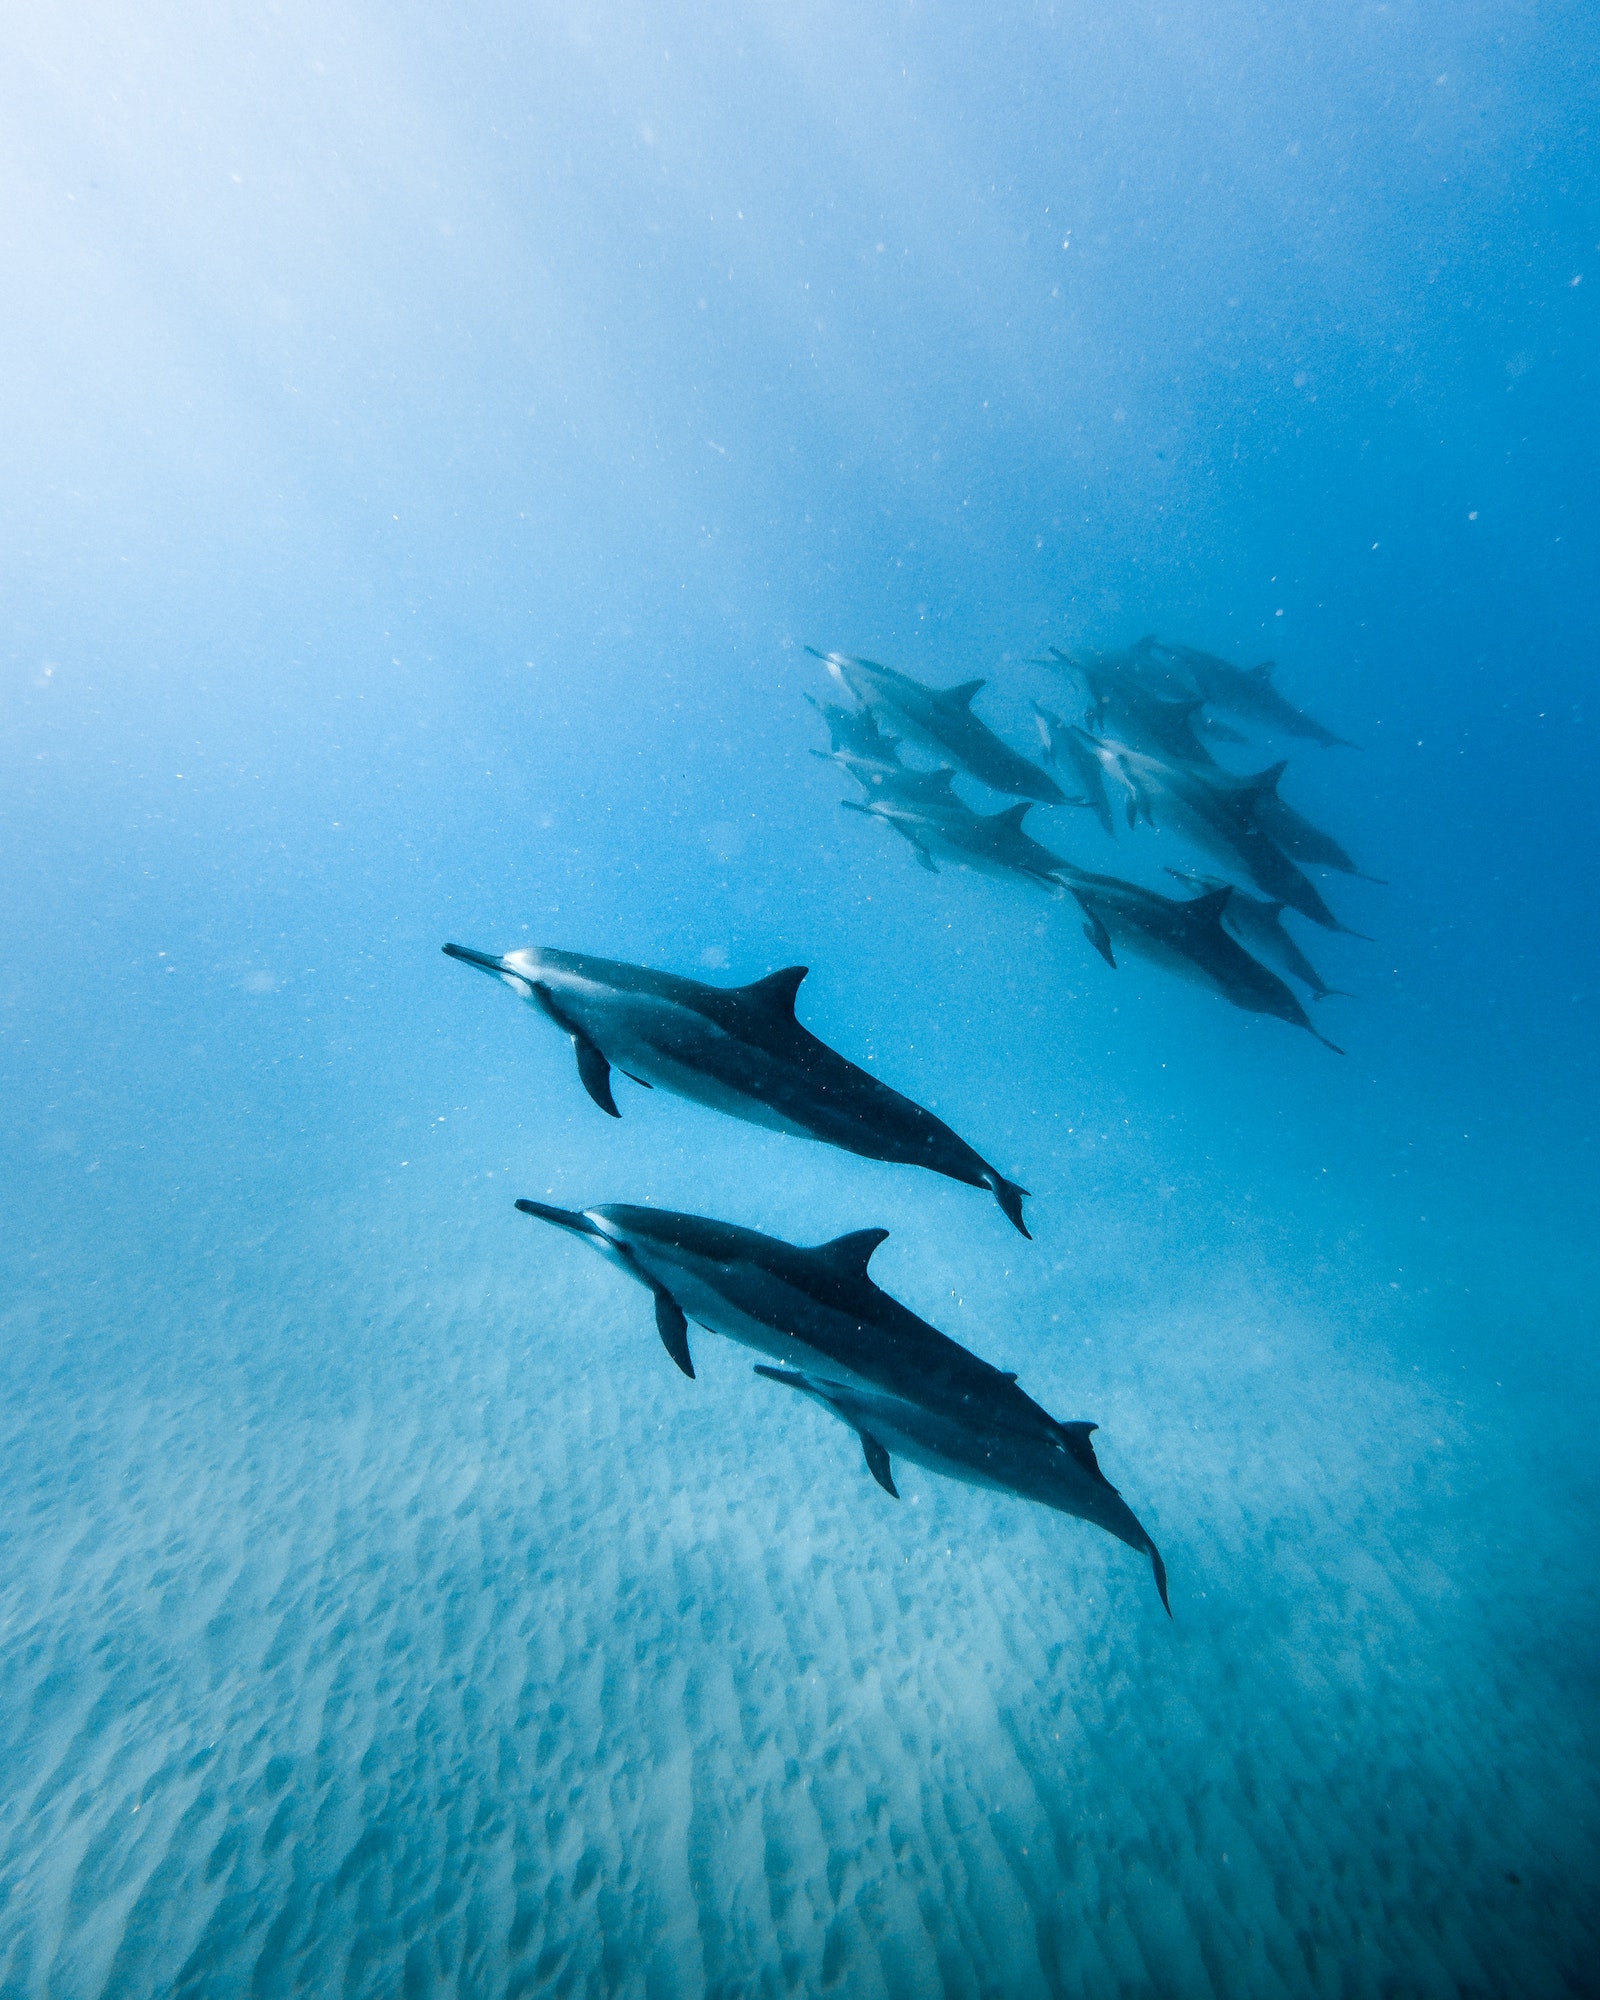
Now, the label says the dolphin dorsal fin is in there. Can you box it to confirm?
[738,965,809,1015]
[1184,886,1233,924]
[990,801,1033,829]
[812,1227,889,1280]
[1055,1419,1114,1485]
[1249,660,1276,681]
[941,678,985,707]
[1240,759,1288,797]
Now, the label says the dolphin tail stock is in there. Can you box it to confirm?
[983,1169,1032,1240]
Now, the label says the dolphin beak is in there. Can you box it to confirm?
[443,942,506,975]
[514,1199,605,1239]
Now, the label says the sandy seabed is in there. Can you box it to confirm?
[1,1186,1594,2000]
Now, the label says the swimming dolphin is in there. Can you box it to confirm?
[810,649,1066,804]
[1059,867,1343,1049]
[843,792,1070,888]
[1048,647,1219,766]
[1087,739,1361,934]
[805,692,902,765]
[825,750,969,811]
[755,1365,1169,1612]
[1249,790,1377,880]
[1164,870,1348,1000]
[1033,701,1116,835]
[1046,639,1198,705]
[1139,640,1358,749]
[445,944,1031,1234]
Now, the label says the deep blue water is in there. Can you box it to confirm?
[3,3,1597,1994]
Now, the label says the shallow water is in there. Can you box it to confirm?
[3,3,1597,1995]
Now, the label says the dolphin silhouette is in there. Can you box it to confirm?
[756,1367,1169,1613]
[513,1198,1168,1610]
[1048,647,1220,766]
[1086,738,1361,934]
[810,649,1066,804]
[1165,870,1349,1000]
[1139,640,1358,749]
[843,791,1070,888]
[447,944,1030,1234]
[1059,868,1343,1049]
[805,691,901,764]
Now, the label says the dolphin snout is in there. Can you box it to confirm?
[514,1200,605,1239]
[443,942,506,974]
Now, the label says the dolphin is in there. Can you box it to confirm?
[1059,867,1343,1049]
[1141,641,1358,749]
[1164,870,1348,1001]
[755,1365,1169,1612]
[825,750,970,811]
[1249,790,1378,880]
[810,649,1066,804]
[1047,639,1199,705]
[1033,701,1116,835]
[805,692,902,765]
[1088,739,1361,934]
[445,944,1031,1234]
[843,792,1070,888]
[1048,647,1220,767]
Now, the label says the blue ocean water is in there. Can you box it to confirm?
[3,2,1597,1992]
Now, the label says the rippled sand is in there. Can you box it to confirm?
[1,1188,1593,1999]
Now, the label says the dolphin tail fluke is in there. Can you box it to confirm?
[986,1172,1032,1240]
[1148,1540,1172,1616]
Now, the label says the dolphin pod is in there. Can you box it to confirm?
[430,629,1371,1622]
[515,1199,1169,1612]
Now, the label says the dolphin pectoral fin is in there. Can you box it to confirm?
[653,1292,695,1378]
[620,1070,653,1088]
[572,1034,620,1117]
[860,1432,899,1498]
[1082,913,1117,969]
[529,981,621,1116]
[911,839,938,873]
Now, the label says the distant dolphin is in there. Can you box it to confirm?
[824,750,969,811]
[843,792,1070,888]
[1140,640,1358,749]
[1059,867,1343,1049]
[810,649,1066,804]
[446,944,1031,1234]
[805,692,901,764]
[1249,790,1377,880]
[1033,701,1116,836]
[1048,647,1219,766]
[513,1197,1169,1610]
[756,1365,1169,1612]
[1087,738,1361,934]
[1164,870,1348,1000]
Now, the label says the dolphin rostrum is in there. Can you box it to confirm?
[756,1365,1169,1612]
[513,1197,1167,1609]
[810,649,1066,804]
[446,944,1031,1234]
[842,791,1070,888]
[1060,867,1344,1049]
